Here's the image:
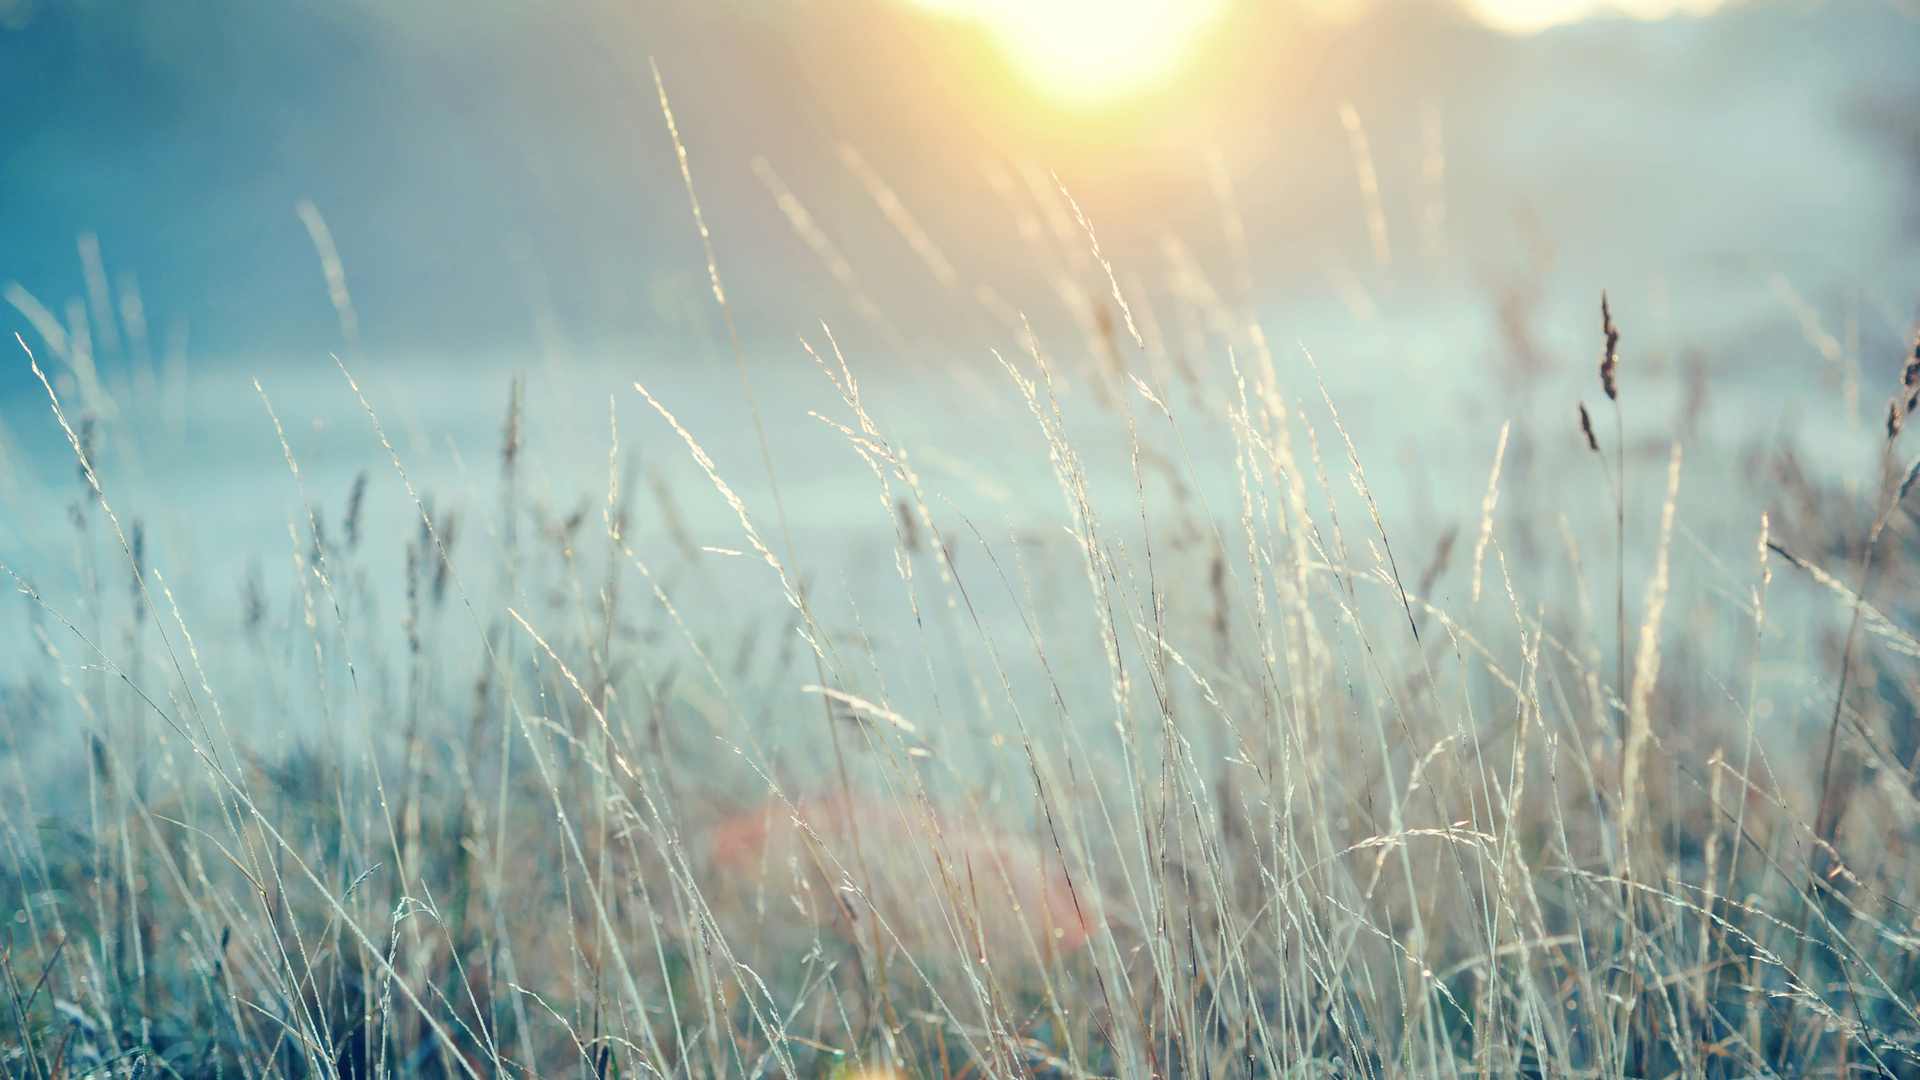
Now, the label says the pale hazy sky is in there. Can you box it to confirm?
[1465,0,1732,33]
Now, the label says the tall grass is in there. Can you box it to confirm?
[6,98,1920,1080]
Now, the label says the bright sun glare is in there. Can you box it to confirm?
[906,0,1738,100]
[905,0,1231,105]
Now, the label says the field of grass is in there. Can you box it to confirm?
[6,64,1920,1080]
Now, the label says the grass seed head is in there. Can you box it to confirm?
[897,497,920,551]
[502,372,524,478]
[78,414,98,497]
[131,517,147,623]
[433,512,456,604]
[1599,291,1619,401]
[344,469,369,550]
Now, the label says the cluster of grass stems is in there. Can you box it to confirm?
[7,88,1920,1080]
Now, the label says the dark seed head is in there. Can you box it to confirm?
[897,498,920,552]
[78,415,99,497]
[343,471,368,551]
[433,513,456,605]
[502,374,524,479]
[1598,297,1619,402]
[243,565,265,637]
[131,519,147,623]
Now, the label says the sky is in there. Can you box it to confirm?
[1465,0,1732,32]
[0,0,1913,400]
[903,0,1740,100]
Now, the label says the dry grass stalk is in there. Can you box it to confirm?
[1619,441,1683,847]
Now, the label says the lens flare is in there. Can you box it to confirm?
[904,0,1230,105]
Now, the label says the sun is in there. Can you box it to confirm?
[903,0,1231,106]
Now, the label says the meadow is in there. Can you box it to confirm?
[5,27,1920,1080]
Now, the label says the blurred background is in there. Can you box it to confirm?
[0,0,1917,638]
[3,0,1915,374]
